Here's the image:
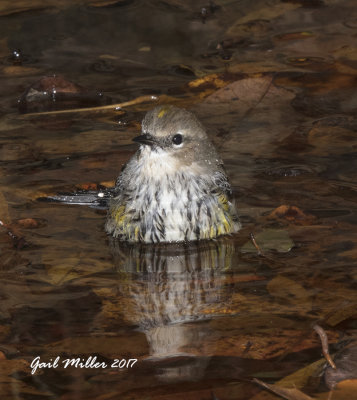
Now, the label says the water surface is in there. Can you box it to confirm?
[0,0,357,399]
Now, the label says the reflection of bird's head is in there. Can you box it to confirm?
[133,105,221,170]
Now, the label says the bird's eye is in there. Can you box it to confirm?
[172,134,183,146]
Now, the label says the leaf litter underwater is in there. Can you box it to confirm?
[0,0,357,399]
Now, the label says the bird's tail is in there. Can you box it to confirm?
[38,188,115,209]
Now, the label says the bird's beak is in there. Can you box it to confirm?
[132,133,155,146]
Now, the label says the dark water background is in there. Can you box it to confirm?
[0,0,356,399]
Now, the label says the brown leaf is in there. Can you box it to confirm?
[226,2,299,36]
[1,65,40,76]
[332,379,357,399]
[268,205,317,225]
[267,276,312,313]
[324,302,357,327]
[0,191,10,226]
[241,229,295,253]
[253,378,314,400]
[274,31,314,41]
[15,218,47,229]
[88,0,130,6]
[199,327,324,360]
[0,358,48,396]
[307,126,357,155]
[188,73,227,90]
[324,343,357,389]
[251,358,327,400]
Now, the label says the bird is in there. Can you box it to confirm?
[105,105,241,243]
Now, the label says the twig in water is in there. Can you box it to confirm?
[313,324,337,370]
[250,232,264,256]
[20,95,159,117]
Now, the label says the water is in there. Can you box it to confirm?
[0,0,357,399]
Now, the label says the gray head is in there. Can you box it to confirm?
[134,105,221,168]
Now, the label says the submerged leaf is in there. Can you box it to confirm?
[268,205,317,225]
[241,229,295,253]
[253,378,314,400]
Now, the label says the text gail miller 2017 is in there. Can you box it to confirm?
[30,356,138,374]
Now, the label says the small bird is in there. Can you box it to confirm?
[105,105,241,243]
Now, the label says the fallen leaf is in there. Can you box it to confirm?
[15,218,47,229]
[325,302,357,327]
[89,0,131,6]
[268,205,317,225]
[307,126,357,155]
[226,2,299,35]
[0,358,49,397]
[0,191,10,226]
[274,32,314,41]
[1,65,40,76]
[18,75,113,113]
[327,379,357,400]
[188,73,227,89]
[324,343,357,389]
[253,378,314,400]
[267,276,312,313]
[241,229,295,253]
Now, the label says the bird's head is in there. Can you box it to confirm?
[133,105,219,169]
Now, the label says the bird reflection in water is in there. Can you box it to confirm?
[109,238,236,382]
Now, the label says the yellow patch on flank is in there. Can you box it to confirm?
[158,107,169,118]
[218,209,231,234]
[113,205,126,225]
[218,193,230,212]
[223,217,231,232]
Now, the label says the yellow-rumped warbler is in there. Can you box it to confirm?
[105,105,241,242]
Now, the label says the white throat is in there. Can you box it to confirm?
[138,146,180,178]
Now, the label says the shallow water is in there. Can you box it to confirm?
[0,0,357,399]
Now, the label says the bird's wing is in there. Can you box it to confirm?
[113,160,132,196]
[212,168,233,199]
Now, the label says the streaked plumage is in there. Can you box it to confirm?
[105,105,240,242]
